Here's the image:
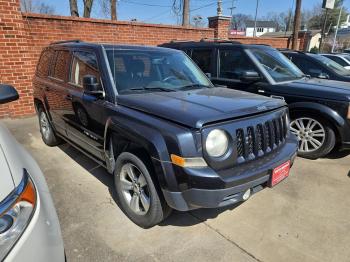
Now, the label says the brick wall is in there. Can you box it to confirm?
[0,0,290,118]
[0,0,35,117]
[229,36,290,49]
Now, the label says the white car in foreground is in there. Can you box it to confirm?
[0,84,64,261]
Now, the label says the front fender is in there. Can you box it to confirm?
[103,115,179,191]
[289,102,345,128]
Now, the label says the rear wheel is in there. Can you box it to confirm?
[38,108,61,146]
[290,115,335,159]
[114,152,171,228]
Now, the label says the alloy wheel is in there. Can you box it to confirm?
[290,117,326,153]
[119,163,150,215]
[40,112,51,140]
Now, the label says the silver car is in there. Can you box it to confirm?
[0,85,64,261]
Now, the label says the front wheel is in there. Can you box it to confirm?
[290,115,335,159]
[114,152,171,228]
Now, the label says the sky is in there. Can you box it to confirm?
[39,0,350,25]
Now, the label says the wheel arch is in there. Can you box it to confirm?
[288,102,344,144]
[103,117,176,191]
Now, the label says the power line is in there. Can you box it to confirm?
[120,0,172,8]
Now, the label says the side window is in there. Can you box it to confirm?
[290,55,323,75]
[191,49,212,73]
[219,49,256,80]
[330,56,347,67]
[51,50,70,81]
[70,51,100,87]
[36,49,54,78]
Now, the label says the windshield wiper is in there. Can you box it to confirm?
[179,84,212,90]
[122,86,176,93]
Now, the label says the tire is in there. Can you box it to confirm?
[114,152,171,228]
[290,114,336,159]
[38,107,61,146]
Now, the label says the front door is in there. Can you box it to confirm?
[210,48,261,94]
[65,50,107,159]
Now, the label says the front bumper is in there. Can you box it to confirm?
[163,137,298,211]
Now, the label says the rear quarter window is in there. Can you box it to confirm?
[51,50,71,81]
[36,49,54,78]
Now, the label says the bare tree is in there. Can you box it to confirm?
[83,0,94,18]
[21,0,55,14]
[69,0,79,17]
[182,0,190,26]
[100,0,117,20]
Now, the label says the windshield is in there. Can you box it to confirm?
[250,48,304,82]
[308,53,350,76]
[342,55,350,63]
[105,49,212,94]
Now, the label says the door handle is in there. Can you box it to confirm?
[65,94,73,101]
[258,89,265,93]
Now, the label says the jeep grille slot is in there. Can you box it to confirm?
[256,124,264,151]
[234,112,288,164]
[247,127,255,155]
[236,129,244,157]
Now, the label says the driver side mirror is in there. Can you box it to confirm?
[83,75,104,97]
[0,84,19,104]
[240,71,262,83]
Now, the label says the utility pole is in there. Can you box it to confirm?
[253,0,259,37]
[332,5,343,53]
[319,9,329,52]
[291,0,301,50]
[182,0,190,26]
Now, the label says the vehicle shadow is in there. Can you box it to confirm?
[58,144,242,227]
[324,150,350,160]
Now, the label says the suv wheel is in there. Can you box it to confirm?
[38,108,61,146]
[290,115,335,159]
[114,152,171,228]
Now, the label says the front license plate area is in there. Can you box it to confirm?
[270,161,290,187]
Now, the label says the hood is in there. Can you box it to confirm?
[117,88,285,128]
[0,144,15,201]
[282,78,350,101]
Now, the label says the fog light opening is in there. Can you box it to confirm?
[242,189,251,201]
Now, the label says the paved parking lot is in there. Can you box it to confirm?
[3,117,350,262]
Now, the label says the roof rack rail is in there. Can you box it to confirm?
[200,38,241,44]
[277,48,305,54]
[169,39,197,43]
[50,39,82,45]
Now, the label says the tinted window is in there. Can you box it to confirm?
[52,50,70,81]
[219,49,256,79]
[36,49,54,78]
[288,55,323,75]
[325,55,347,66]
[308,53,350,76]
[70,51,100,87]
[191,49,212,73]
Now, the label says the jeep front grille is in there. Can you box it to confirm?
[235,113,287,162]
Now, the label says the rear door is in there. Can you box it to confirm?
[45,49,71,136]
[65,50,106,159]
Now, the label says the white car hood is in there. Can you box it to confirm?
[0,144,15,201]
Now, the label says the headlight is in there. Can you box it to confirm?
[205,129,229,157]
[0,170,36,261]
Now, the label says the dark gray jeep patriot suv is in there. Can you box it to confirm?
[33,40,298,228]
